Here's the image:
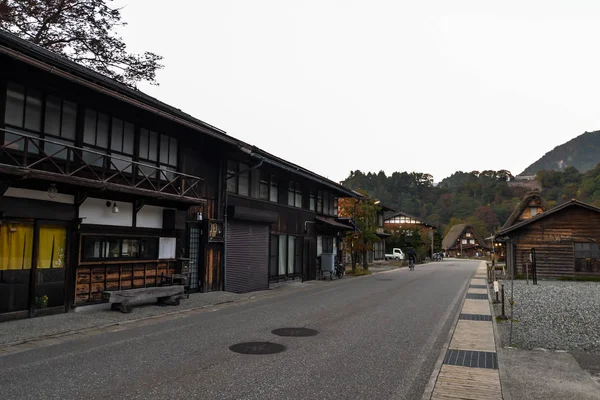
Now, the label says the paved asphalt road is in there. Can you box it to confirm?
[0,260,478,400]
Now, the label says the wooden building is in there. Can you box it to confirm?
[0,31,358,320]
[498,200,600,278]
[442,224,489,258]
[225,151,357,292]
[371,204,394,262]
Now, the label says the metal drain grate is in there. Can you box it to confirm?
[229,342,286,355]
[271,328,319,337]
[469,284,487,289]
[443,349,498,369]
[459,313,493,322]
[466,293,488,300]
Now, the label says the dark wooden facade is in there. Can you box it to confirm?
[0,31,231,319]
[225,158,356,289]
[0,31,358,320]
[499,200,600,278]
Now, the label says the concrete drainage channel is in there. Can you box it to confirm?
[229,328,319,355]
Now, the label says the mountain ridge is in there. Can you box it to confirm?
[521,130,600,175]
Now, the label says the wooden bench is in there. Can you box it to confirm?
[103,286,186,313]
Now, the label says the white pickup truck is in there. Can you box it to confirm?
[385,248,405,261]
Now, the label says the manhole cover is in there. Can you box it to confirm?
[271,328,319,337]
[229,342,286,355]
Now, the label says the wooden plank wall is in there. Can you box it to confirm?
[513,206,600,277]
[75,261,176,305]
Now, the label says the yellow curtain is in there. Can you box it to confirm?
[0,223,34,270]
[37,225,67,269]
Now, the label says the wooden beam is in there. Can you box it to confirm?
[0,165,206,204]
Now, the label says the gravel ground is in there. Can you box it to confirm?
[493,280,600,353]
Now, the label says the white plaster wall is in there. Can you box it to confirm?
[136,205,164,229]
[4,187,74,204]
[79,198,133,226]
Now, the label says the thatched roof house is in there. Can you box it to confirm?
[442,224,489,257]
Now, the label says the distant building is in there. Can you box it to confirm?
[507,175,542,191]
[442,224,490,258]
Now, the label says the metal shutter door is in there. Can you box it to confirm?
[225,221,269,293]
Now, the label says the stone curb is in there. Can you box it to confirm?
[420,265,476,400]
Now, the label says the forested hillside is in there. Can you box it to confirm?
[521,130,600,175]
[341,165,600,238]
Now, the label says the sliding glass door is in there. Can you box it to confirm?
[34,225,67,309]
[0,221,68,317]
[0,222,34,314]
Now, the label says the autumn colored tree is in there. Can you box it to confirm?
[338,192,381,271]
[0,0,163,86]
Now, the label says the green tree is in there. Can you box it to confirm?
[0,0,163,86]
[338,192,382,271]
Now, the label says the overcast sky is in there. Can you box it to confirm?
[116,1,600,183]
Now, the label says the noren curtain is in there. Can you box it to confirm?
[37,226,67,269]
[0,224,34,270]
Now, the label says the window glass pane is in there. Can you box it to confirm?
[24,89,42,132]
[111,118,124,151]
[3,129,39,153]
[106,239,121,258]
[5,83,25,127]
[121,239,139,258]
[62,100,77,140]
[139,128,149,159]
[123,122,134,154]
[295,187,302,208]
[44,95,61,136]
[294,238,302,275]
[148,130,158,161]
[140,238,158,259]
[227,160,237,193]
[317,191,323,213]
[310,193,315,211]
[278,235,287,275]
[138,163,157,179]
[288,181,295,206]
[288,236,295,274]
[96,112,109,148]
[260,172,269,200]
[238,163,249,196]
[250,169,260,199]
[46,138,73,160]
[82,146,105,167]
[83,109,96,145]
[160,134,169,164]
[270,176,278,202]
[110,155,133,173]
[334,197,338,216]
[169,137,178,166]
[323,192,330,215]
[269,235,278,277]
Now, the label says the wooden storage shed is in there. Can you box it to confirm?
[498,200,600,278]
